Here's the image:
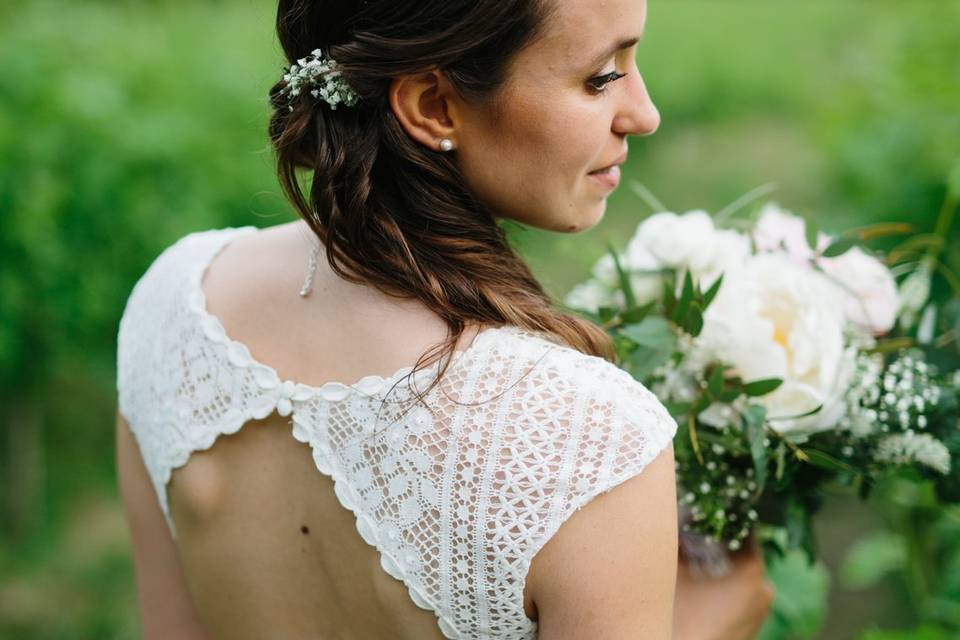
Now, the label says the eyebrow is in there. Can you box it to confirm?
[586,31,644,69]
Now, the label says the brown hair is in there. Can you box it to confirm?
[268,0,616,409]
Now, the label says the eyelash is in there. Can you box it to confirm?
[587,70,628,94]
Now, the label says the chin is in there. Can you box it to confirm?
[560,201,606,233]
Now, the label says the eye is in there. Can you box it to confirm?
[587,70,627,94]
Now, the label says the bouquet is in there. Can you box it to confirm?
[563,180,960,579]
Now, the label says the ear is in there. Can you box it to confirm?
[389,69,460,152]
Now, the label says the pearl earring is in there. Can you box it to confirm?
[439,138,454,152]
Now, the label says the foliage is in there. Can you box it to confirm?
[1,1,957,637]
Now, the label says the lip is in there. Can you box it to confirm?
[589,149,629,174]
[588,165,621,189]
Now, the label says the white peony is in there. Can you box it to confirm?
[628,210,750,290]
[696,253,855,435]
[753,202,810,259]
[563,279,618,314]
[817,246,899,335]
[753,201,829,265]
[564,249,662,312]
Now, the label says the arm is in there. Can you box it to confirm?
[529,443,679,639]
[115,409,211,640]
[672,535,775,640]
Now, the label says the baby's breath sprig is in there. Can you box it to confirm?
[280,48,360,112]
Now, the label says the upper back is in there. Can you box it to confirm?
[116,222,679,639]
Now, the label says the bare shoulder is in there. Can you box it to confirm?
[201,219,314,307]
[198,219,486,384]
[527,441,678,638]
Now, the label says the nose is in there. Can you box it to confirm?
[613,70,660,136]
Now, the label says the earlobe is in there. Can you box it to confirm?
[389,70,458,152]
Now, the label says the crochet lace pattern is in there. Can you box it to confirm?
[116,226,678,639]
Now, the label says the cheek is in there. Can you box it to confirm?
[509,93,598,169]
[457,87,611,226]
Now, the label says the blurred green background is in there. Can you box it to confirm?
[1,0,958,637]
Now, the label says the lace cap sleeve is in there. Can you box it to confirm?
[495,343,679,604]
[467,333,678,637]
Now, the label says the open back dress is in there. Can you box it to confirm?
[116,226,678,639]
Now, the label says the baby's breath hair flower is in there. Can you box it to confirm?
[280,48,360,112]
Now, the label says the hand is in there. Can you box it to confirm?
[672,534,775,640]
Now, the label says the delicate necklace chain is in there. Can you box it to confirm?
[299,234,320,298]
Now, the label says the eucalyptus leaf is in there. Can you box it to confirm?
[626,343,674,380]
[620,316,676,349]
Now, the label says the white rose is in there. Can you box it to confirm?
[696,253,854,435]
[817,246,899,335]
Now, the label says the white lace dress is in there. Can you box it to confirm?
[116,226,678,640]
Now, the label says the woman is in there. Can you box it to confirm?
[115,0,774,637]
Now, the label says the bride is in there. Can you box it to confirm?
[115,0,774,637]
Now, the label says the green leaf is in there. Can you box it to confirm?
[743,403,768,426]
[661,275,677,316]
[627,180,668,212]
[742,404,768,491]
[803,448,854,473]
[757,547,830,640]
[821,235,857,258]
[948,159,960,202]
[706,365,728,398]
[626,343,674,381]
[607,244,635,309]
[672,270,694,324]
[619,316,675,349]
[685,302,704,337]
[597,305,618,323]
[702,273,724,309]
[804,218,820,252]
[838,531,906,590]
[743,377,783,397]
[663,401,692,418]
[785,497,808,552]
[619,301,656,324]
